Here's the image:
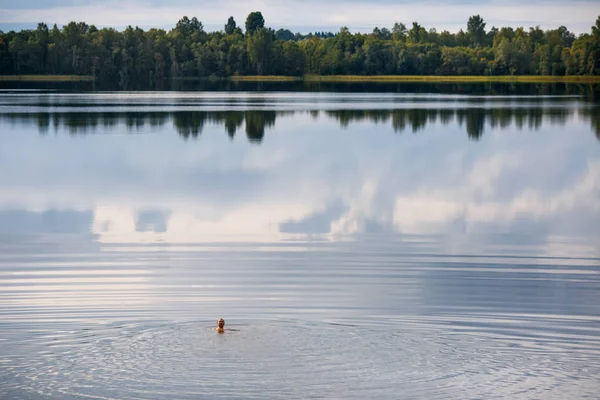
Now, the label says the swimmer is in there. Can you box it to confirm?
[214,318,225,333]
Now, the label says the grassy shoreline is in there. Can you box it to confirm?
[0,75,95,82]
[229,75,301,82]
[232,75,600,83]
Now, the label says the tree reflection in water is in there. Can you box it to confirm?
[4,106,597,143]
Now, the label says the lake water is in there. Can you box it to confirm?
[0,86,599,399]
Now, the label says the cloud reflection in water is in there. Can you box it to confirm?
[0,99,598,252]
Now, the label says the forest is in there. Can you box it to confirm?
[1,12,599,88]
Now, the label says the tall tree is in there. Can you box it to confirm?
[247,27,273,74]
[593,16,600,38]
[225,16,237,35]
[245,12,265,35]
[392,22,407,41]
[467,15,486,47]
[556,26,575,48]
[408,22,424,43]
[175,16,203,37]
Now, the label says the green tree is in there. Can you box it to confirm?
[2,13,599,85]
[590,16,600,74]
[245,12,265,35]
[467,15,486,47]
[408,22,425,44]
[225,16,237,35]
[175,16,203,37]
[275,29,295,41]
[392,22,407,41]
[557,26,575,48]
[247,27,273,74]
[592,16,600,38]
[279,40,305,75]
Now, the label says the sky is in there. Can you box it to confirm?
[0,0,599,34]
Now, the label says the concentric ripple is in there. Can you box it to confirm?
[3,315,599,400]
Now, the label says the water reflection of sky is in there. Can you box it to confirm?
[0,96,598,255]
[1,97,600,381]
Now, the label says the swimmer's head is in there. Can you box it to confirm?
[217,318,225,329]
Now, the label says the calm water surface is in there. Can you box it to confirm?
[0,88,599,399]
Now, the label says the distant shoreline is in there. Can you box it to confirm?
[2,74,600,84]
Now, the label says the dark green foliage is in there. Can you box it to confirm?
[247,27,274,75]
[392,22,407,42]
[245,12,265,35]
[0,13,599,88]
[467,15,486,47]
[593,16,600,38]
[175,16,203,37]
[408,22,425,44]
[225,17,237,35]
[275,29,295,41]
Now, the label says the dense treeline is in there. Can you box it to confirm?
[2,107,598,142]
[1,12,600,87]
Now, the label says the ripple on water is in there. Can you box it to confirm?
[3,317,599,400]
